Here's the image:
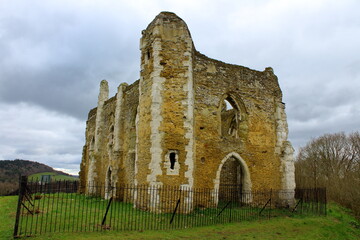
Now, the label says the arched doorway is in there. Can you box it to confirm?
[219,156,243,202]
[214,152,252,204]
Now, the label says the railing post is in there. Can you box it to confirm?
[14,175,27,238]
[323,188,327,216]
[229,200,232,223]
[269,189,272,219]
[217,201,231,217]
[101,197,113,227]
[292,198,303,213]
[170,199,181,224]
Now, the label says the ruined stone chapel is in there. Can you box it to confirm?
[79,12,295,205]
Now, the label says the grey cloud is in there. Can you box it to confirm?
[15,148,40,156]
[1,0,360,174]
[0,1,141,119]
[0,103,84,173]
[288,99,360,150]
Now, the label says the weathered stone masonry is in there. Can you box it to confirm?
[79,12,295,209]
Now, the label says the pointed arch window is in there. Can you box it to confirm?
[108,125,114,148]
[89,136,95,151]
[220,95,242,138]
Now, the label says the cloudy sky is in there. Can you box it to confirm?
[0,0,359,175]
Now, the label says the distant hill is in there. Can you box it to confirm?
[0,159,77,195]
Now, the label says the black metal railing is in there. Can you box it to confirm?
[14,177,326,237]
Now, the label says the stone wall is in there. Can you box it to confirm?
[193,52,287,192]
[80,80,139,193]
[79,11,295,207]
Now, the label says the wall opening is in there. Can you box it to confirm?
[107,111,115,153]
[145,49,151,64]
[89,136,95,151]
[169,152,176,170]
[105,167,112,199]
[129,108,137,151]
[165,150,179,175]
[221,96,240,138]
[108,125,114,149]
[219,157,243,202]
[214,152,252,205]
[219,94,247,139]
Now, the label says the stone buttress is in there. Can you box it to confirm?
[136,12,195,187]
[135,12,196,211]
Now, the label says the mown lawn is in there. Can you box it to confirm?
[1,195,359,240]
[13,192,277,235]
[0,195,18,240]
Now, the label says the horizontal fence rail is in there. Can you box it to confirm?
[14,177,326,237]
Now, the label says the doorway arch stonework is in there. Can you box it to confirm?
[214,152,252,193]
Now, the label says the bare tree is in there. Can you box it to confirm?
[295,131,360,217]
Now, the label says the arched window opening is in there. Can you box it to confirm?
[145,49,151,64]
[108,125,114,148]
[166,150,179,175]
[169,152,176,170]
[221,95,241,138]
[89,136,95,151]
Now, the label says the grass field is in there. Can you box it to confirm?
[28,172,78,181]
[1,195,359,240]
[14,192,278,236]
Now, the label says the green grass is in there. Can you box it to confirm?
[14,193,272,236]
[0,195,18,240]
[28,172,78,181]
[1,195,359,240]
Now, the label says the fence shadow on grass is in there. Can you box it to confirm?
[13,176,326,238]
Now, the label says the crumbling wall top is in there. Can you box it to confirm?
[146,11,187,28]
[141,11,193,45]
[194,51,283,98]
